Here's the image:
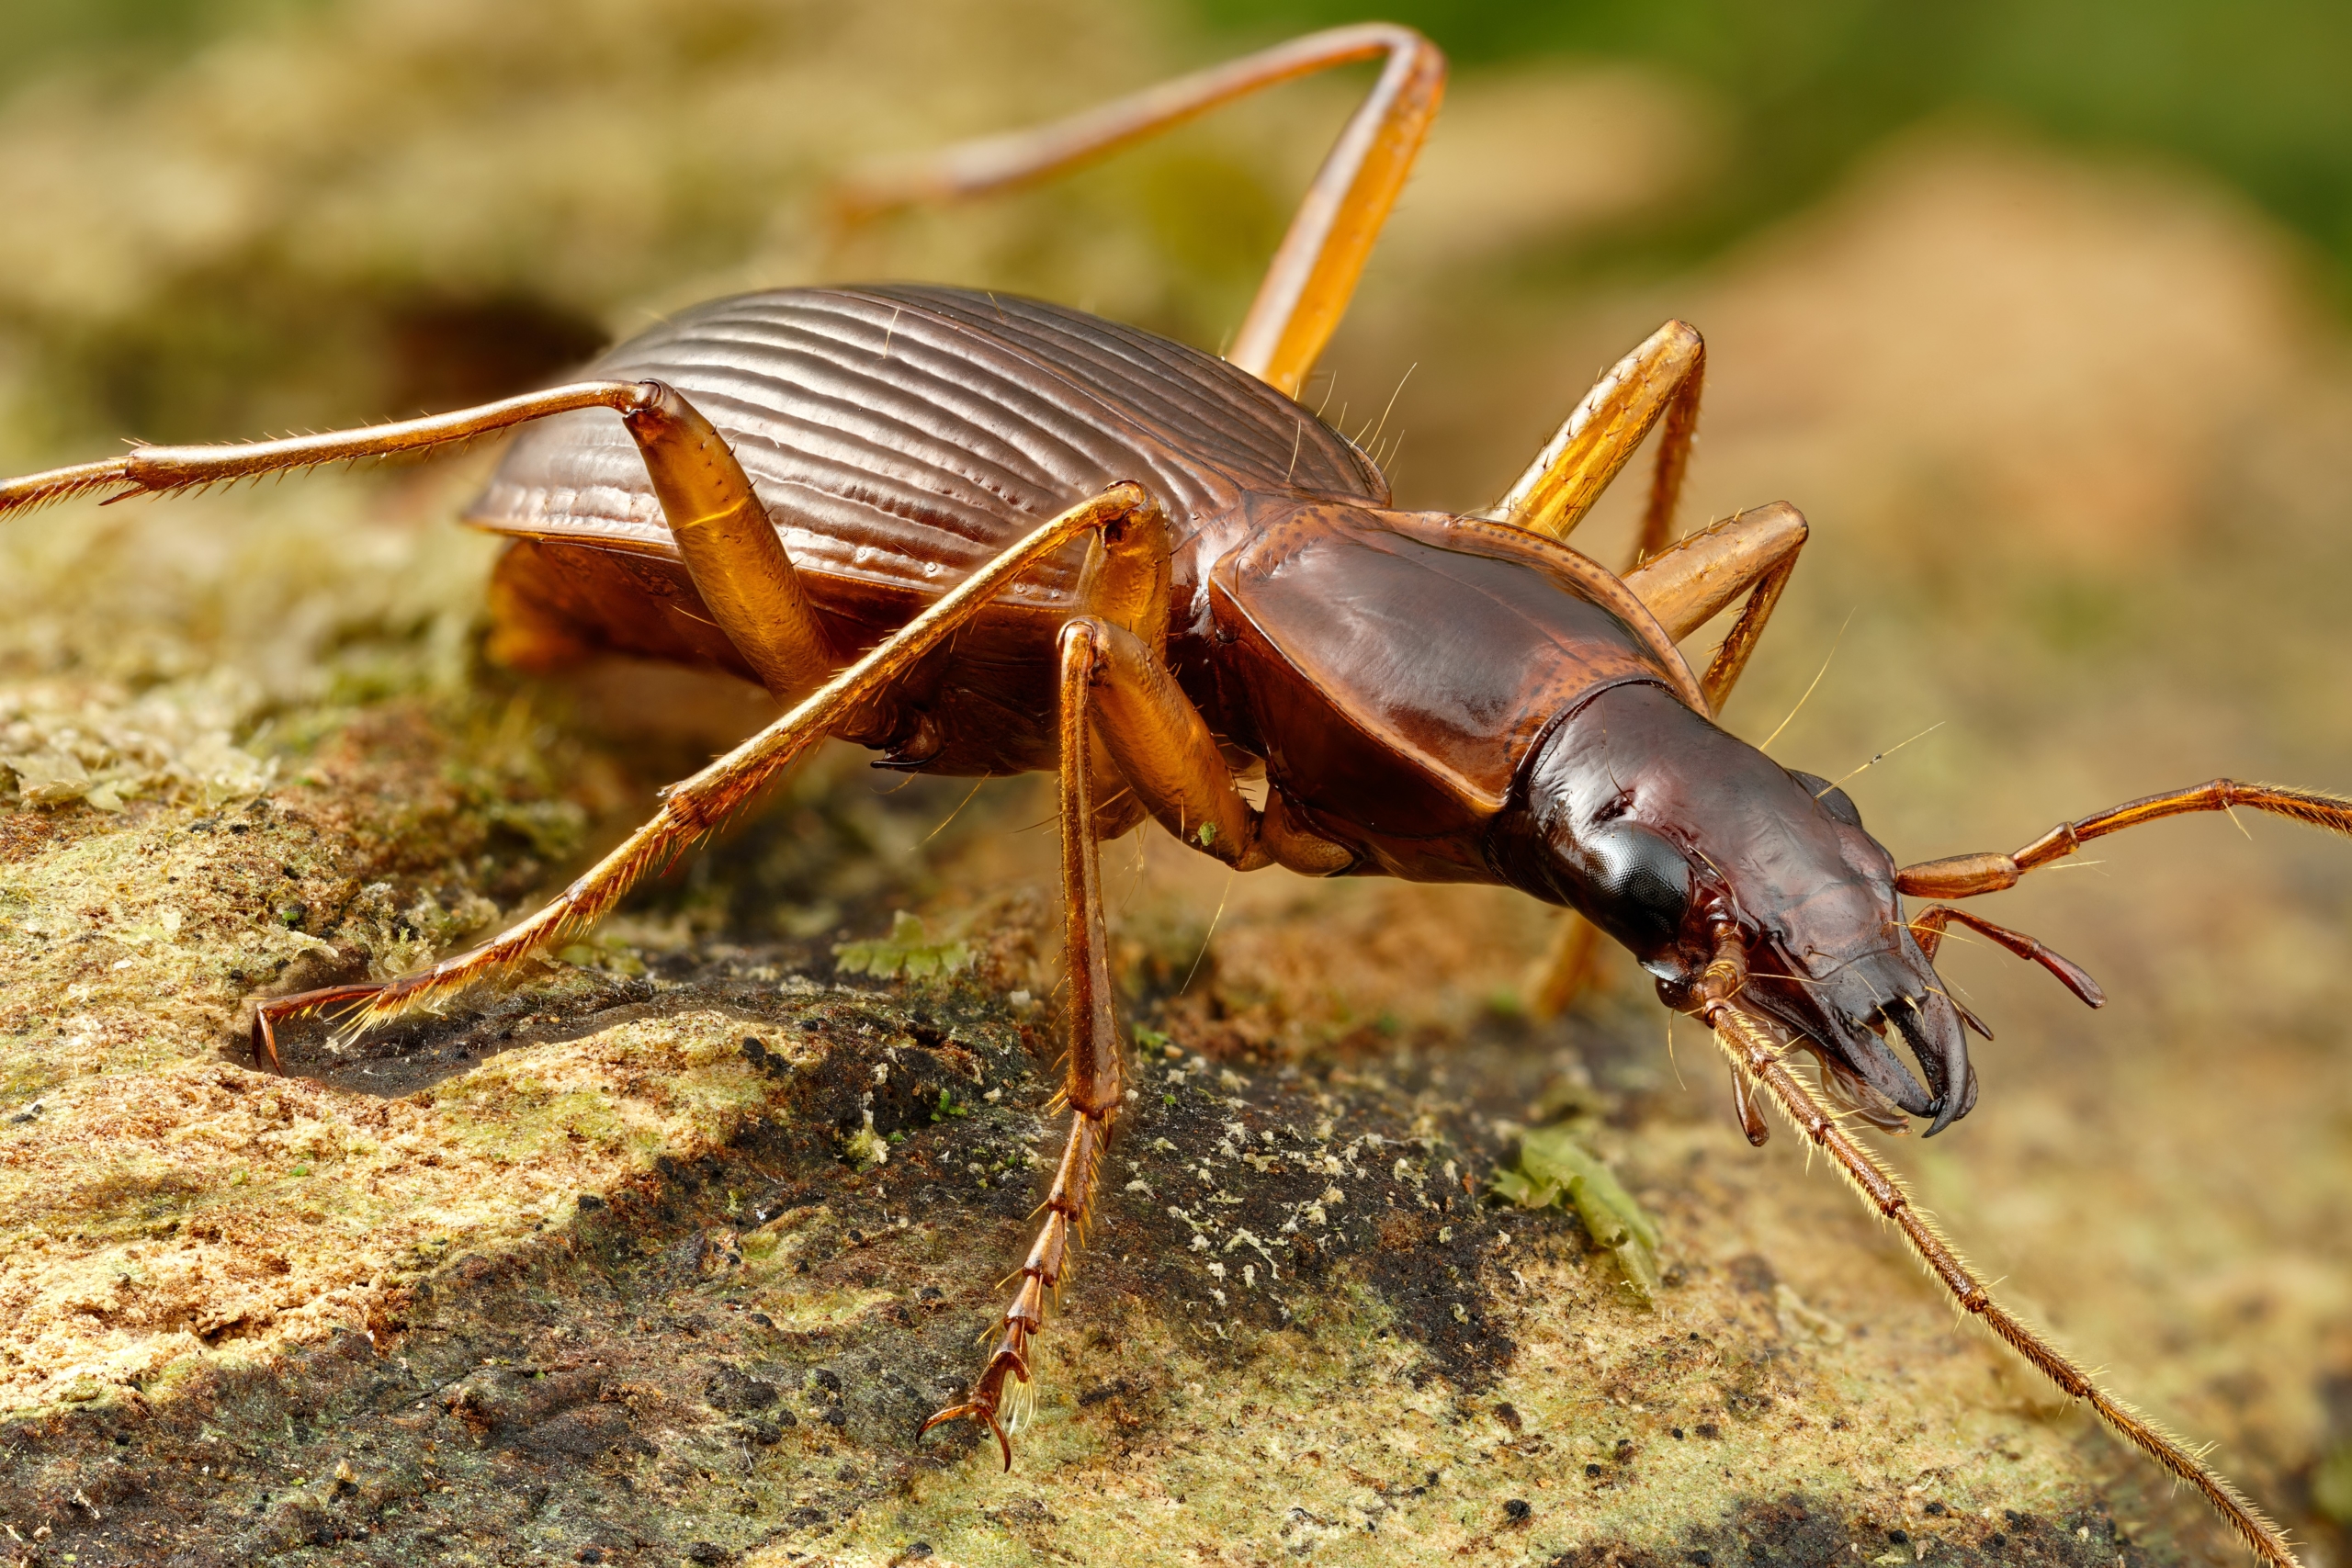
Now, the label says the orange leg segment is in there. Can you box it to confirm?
[252,484,1158,1070]
[1483,320,1705,565]
[1622,501,1809,718]
[0,378,842,704]
[922,619,1125,1467]
[831,24,1446,399]
[1896,779,2352,899]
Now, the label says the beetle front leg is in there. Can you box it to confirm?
[1622,502,1810,717]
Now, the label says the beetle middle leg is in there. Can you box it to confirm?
[1483,319,1707,567]
[924,521,1355,1466]
[919,622,1124,1468]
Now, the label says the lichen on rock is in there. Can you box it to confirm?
[6,1,2351,1564]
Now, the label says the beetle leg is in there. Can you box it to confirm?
[0,378,846,705]
[1526,910,1605,1021]
[1081,618,1352,875]
[830,25,1446,399]
[1480,320,1705,563]
[1621,502,1810,716]
[1070,509,1352,876]
[0,380,651,521]
[1896,778,2352,899]
[922,620,1126,1467]
[249,484,1157,1069]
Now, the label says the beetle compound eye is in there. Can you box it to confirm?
[1785,768,1863,829]
[1581,823,1692,955]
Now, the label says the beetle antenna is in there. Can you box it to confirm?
[1706,1002,2301,1568]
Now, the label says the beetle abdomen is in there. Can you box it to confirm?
[469,286,1385,615]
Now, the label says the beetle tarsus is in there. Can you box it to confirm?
[920,1396,1017,1472]
[250,981,388,1076]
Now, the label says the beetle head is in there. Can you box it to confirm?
[1494,681,1976,1134]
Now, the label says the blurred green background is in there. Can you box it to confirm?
[16,0,2352,305]
[1202,0,2352,299]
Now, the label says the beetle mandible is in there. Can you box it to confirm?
[1,25,2341,1565]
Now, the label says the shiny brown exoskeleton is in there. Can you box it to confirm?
[3,27,2342,1565]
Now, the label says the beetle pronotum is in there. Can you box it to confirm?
[2,24,2342,1564]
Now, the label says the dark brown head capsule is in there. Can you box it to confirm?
[1492,681,1975,1134]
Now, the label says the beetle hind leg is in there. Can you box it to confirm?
[829,25,1445,400]
[0,381,651,520]
[0,378,845,705]
[250,486,1157,1072]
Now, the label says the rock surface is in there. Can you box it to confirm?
[4,4,2351,1566]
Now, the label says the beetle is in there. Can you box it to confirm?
[0,24,2341,1564]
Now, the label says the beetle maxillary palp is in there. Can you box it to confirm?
[1907,906,2105,1010]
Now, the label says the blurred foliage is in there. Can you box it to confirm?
[22,1,2352,318]
[1195,0,2352,300]
[0,0,312,92]
[0,0,1285,449]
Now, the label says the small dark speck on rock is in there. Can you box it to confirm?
[1585,1464,1602,1479]
[577,1551,604,1565]
[1887,1530,1908,1545]
[1924,1503,1945,1517]
[1671,1427,1686,1439]
[1688,1551,1714,1566]
[1504,1499,1531,1522]
[687,1546,732,1566]
[1695,1422,1721,1438]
